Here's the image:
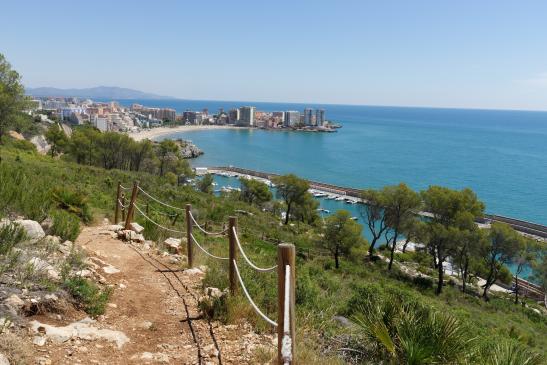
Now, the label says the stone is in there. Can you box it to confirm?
[138,321,154,330]
[44,294,58,301]
[135,352,169,363]
[33,336,47,346]
[105,224,123,232]
[204,287,223,299]
[27,257,59,280]
[75,269,93,278]
[333,315,352,327]
[4,294,25,308]
[103,265,121,275]
[203,344,219,358]
[164,238,181,254]
[184,268,204,276]
[30,318,129,349]
[14,219,45,242]
[0,353,9,365]
[131,233,145,243]
[129,222,144,234]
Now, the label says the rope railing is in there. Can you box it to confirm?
[117,182,296,364]
[232,259,278,327]
[137,186,186,212]
[233,227,277,272]
[133,203,185,234]
[119,184,130,190]
[190,233,229,260]
[189,211,229,236]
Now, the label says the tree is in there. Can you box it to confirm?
[400,217,424,253]
[45,124,68,157]
[360,189,388,258]
[323,210,364,268]
[197,174,214,194]
[273,174,309,225]
[452,226,486,294]
[382,183,422,270]
[0,54,30,142]
[480,222,521,300]
[421,186,484,295]
[239,178,272,205]
[531,254,547,308]
[156,139,179,177]
[512,236,536,304]
[291,192,319,225]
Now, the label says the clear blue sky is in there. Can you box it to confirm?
[2,0,547,110]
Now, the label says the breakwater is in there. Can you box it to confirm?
[208,166,547,240]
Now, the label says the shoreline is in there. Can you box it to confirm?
[127,125,248,141]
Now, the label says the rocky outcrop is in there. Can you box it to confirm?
[177,140,203,159]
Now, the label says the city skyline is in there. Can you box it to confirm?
[2,1,547,111]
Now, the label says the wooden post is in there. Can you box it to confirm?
[277,243,296,365]
[124,181,139,230]
[228,216,238,294]
[185,204,193,268]
[114,182,122,224]
[121,194,126,222]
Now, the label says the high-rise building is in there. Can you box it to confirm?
[284,111,300,127]
[238,106,255,126]
[315,109,325,126]
[303,108,314,125]
[228,109,240,124]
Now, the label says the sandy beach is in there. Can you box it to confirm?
[128,125,247,141]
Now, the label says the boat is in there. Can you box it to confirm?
[335,196,346,201]
[350,217,358,221]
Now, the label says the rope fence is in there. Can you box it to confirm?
[115,181,296,364]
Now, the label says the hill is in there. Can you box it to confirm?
[25,86,174,100]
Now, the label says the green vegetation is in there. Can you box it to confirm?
[239,177,272,206]
[63,276,111,317]
[197,173,214,194]
[50,209,81,241]
[1,52,546,364]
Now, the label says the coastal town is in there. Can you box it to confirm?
[28,96,341,134]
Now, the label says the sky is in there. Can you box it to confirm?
[1,0,547,110]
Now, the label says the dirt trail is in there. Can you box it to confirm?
[33,225,274,365]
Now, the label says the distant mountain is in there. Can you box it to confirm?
[25,86,175,100]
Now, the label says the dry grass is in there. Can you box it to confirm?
[0,332,32,364]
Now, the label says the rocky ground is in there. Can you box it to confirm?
[0,220,275,364]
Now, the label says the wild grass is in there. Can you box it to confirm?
[63,276,111,317]
[50,209,81,241]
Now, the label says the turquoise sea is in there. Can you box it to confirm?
[112,99,547,226]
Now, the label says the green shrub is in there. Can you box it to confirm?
[0,222,26,255]
[52,187,92,223]
[63,277,111,317]
[51,210,80,241]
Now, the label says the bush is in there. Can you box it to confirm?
[52,187,92,223]
[63,276,111,317]
[50,210,80,241]
[0,222,26,255]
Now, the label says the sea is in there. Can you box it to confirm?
[107,99,547,279]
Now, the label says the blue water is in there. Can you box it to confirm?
[107,99,547,225]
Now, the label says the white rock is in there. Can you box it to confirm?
[129,222,144,234]
[0,353,9,365]
[75,269,93,278]
[105,224,123,232]
[4,294,25,308]
[29,318,129,349]
[131,233,145,243]
[27,257,59,280]
[33,336,47,346]
[184,268,204,276]
[138,321,154,330]
[164,238,181,253]
[14,219,45,242]
[204,287,223,299]
[103,265,121,275]
[44,294,58,301]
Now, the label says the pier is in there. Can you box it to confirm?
[207,166,547,240]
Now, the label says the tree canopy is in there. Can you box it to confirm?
[239,178,272,206]
[323,209,365,268]
[273,174,310,225]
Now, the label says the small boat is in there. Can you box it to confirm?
[351,217,358,221]
[335,196,346,201]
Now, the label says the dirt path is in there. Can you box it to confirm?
[32,225,274,365]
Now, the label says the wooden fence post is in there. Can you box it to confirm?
[121,194,126,222]
[124,181,139,230]
[277,243,296,365]
[228,216,238,294]
[185,204,193,268]
[114,182,122,224]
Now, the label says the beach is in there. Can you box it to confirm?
[128,125,247,141]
